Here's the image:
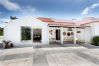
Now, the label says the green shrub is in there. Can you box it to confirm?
[0,28,3,36]
[91,36,99,46]
[0,31,3,36]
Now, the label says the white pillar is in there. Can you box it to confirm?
[74,27,77,44]
[84,28,86,44]
[61,27,63,44]
[48,27,50,45]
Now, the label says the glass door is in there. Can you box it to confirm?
[33,29,42,42]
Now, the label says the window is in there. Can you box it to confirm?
[67,28,72,31]
[21,27,31,40]
[33,29,42,42]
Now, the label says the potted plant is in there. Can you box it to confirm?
[2,40,13,48]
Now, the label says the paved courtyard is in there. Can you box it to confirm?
[0,44,99,66]
[33,45,99,66]
[0,47,33,66]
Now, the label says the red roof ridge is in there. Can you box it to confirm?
[37,17,76,26]
[37,17,54,22]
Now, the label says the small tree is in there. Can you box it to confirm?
[91,36,99,46]
[10,16,17,20]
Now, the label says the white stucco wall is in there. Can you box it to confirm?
[4,16,49,46]
[85,27,92,43]
[83,22,99,43]
[94,22,99,36]
[79,22,95,43]
[76,28,84,42]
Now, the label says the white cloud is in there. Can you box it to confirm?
[0,0,21,11]
[0,18,9,24]
[81,3,99,15]
[0,18,9,27]
[0,0,36,16]
[91,3,99,8]
[20,6,36,15]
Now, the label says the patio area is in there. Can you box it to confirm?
[0,44,99,66]
[33,43,96,48]
[33,45,99,66]
[0,47,33,66]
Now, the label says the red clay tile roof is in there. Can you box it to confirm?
[37,17,54,22]
[37,17,76,26]
[37,17,99,26]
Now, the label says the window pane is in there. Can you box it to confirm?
[21,27,31,40]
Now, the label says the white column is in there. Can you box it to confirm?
[74,27,77,44]
[84,28,86,44]
[61,27,63,44]
[47,27,50,45]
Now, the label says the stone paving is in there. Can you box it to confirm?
[46,53,96,66]
[33,46,99,66]
[0,47,33,66]
[0,44,99,66]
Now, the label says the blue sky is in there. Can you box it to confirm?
[0,0,99,27]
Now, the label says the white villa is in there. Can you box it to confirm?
[4,16,99,47]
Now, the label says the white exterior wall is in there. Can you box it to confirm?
[82,22,99,43]
[84,27,92,43]
[78,22,99,43]
[94,22,99,36]
[83,22,99,43]
[4,16,49,46]
[78,23,94,43]
[76,27,92,43]
[76,28,84,42]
